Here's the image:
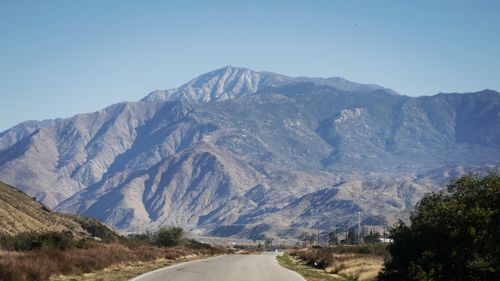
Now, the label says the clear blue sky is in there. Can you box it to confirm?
[1,0,499,132]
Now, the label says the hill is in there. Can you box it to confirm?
[0,180,117,239]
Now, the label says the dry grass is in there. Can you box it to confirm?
[51,255,204,281]
[234,248,263,255]
[324,254,383,281]
[282,247,386,281]
[0,182,89,237]
[277,253,339,281]
[0,243,223,281]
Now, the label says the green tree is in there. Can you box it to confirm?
[347,227,358,245]
[364,230,381,244]
[328,231,339,245]
[156,227,184,247]
[378,172,500,281]
[306,232,315,247]
[264,237,274,249]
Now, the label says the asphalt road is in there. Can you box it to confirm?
[130,252,305,281]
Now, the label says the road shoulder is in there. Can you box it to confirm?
[51,255,219,281]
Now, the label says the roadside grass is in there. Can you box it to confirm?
[0,239,224,281]
[50,255,202,281]
[277,252,341,281]
[324,253,383,281]
[277,246,385,281]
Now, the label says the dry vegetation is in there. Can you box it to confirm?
[0,241,223,281]
[51,258,179,281]
[0,182,92,237]
[278,245,386,281]
[278,253,339,281]
[50,249,213,281]
[0,181,226,281]
[325,253,383,280]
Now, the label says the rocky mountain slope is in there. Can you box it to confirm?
[0,180,116,238]
[1,66,499,238]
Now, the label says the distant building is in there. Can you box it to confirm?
[379,238,394,243]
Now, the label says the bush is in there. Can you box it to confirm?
[290,245,387,273]
[0,243,174,280]
[0,260,52,281]
[292,248,334,269]
[0,228,223,281]
[156,227,184,247]
[330,244,388,256]
[185,239,212,250]
[378,172,500,281]
[74,217,120,242]
[0,231,76,251]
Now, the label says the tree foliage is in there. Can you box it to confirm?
[264,237,274,249]
[346,226,359,245]
[364,230,381,244]
[378,172,500,281]
[156,227,184,247]
[0,231,79,251]
[328,231,339,245]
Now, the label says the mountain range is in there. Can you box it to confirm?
[1,66,499,238]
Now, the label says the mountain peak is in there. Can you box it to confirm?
[142,66,398,103]
[194,66,257,81]
[142,66,285,103]
[215,65,254,73]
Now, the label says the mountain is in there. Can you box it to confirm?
[142,66,395,104]
[1,66,499,238]
[0,180,117,238]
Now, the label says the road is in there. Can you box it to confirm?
[130,252,305,281]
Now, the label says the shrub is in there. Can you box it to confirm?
[156,227,184,247]
[290,244,388,270]
[0,231,76,251]
[378,173,500,281]
[74,217,121,242]
[0,228,223,281]
[0,243,167,280]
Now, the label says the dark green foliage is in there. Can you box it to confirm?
[378,172,500,281]
[344,276,360,281]
[126,232,155,246]
[74,217,121,242]
[156,227,184,247]
[332,244,388,256]
[328,231,339,245]
[290,244,387,270]
[0,231,76,251]
[364,231,381,244]
[264,237,274,249]
[346,227,359,245]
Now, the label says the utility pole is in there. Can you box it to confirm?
[317,227,320,246]
[335,224,339,245]
[345,221,349,245]
[357,211,361,245]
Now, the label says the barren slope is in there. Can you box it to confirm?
[0,181,116,238]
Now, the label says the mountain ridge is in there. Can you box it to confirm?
[142,66,400,104]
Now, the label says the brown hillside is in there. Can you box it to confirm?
[0,181,116,238]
